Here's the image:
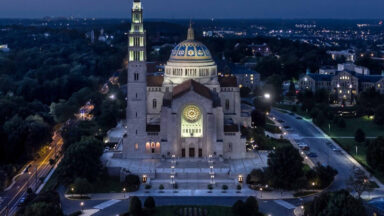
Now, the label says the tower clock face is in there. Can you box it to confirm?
[183,105,201,123]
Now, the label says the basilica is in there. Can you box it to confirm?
[123,0,250,160]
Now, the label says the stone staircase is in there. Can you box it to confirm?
[149,157,237,189]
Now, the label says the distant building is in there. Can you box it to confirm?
[299,63,384,104]
[0,44,10,52]
[327,50,356,62]
[319,63,370,75]
[217,59,260,90]
[248,43,271,56]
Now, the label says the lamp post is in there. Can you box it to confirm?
[80,202,84,213]
[259,187,263,198]
[123,188,126,198]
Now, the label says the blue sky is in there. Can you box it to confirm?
[0,0,383,19]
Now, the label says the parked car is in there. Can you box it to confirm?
[296,117,302,120]
[308,152,318,158]
[299,143,310,151]
[17,195,26,207]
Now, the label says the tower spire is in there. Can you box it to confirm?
[187,21,194,40]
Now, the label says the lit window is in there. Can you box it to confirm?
[135,143,139,150]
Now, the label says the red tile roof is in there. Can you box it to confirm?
[147,76,164,87]
[173,79,212,100]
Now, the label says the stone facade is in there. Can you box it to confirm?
[122,1,248,160]
[299,64,384,104]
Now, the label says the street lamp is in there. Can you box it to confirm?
[123,188,126,198]
[80,202,84,213]
[109,94,116,100]
[264,93,271,100]
[259,187,263,198]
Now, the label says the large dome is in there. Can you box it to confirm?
[169,40,213,63]
[163,25,218,86]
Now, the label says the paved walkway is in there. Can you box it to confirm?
[67,188,299,200]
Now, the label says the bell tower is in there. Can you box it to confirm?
[124,0,147,157]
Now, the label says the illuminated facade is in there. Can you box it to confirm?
[123,0,248,159]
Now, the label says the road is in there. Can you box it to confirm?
[60,193,302,216]
[0,132,63,216]
[271,108,382,191]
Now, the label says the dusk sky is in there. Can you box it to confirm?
[0,0,383,19]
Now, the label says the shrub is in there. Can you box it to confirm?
[208,184,213,190]
[145,184,151,190]
[245,196,259,215]
[237,184,242,190]
[123,174,140,190]
[222,185,228,190]
[129,196,142,216]
[144,196,155,210]
[159,184,164,190]
[232,200,245,216]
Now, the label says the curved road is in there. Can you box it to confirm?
[271,108,383,192]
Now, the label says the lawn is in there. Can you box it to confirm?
[89,175,123,193]
[320,116,384,138]
[154,206,234,216]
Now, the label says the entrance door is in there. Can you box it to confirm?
[189,148,195,158]
[198,148,202,157]
[181,148,186,158]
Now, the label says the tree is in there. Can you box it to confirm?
[57,136,104,184]
[71,178,92,198]
[144,196,155,213]
[244,196,260,216]
[354,128,366,143]
[240,87,251,98]
[286,80,296,100]
[267,146,304,189]
[251,110,266,128]
[23,202,63,216]
[123,174,140,191]
[347,168,371,198]
[129,196,142,216]
[305,190,367,216]
[232,200,245,216]
[367,137,384,173]
[337,118,346,128]
[374,104,384,126]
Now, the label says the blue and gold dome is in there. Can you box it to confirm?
[169,26,213,62]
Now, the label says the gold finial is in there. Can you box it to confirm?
[187,21,194,40]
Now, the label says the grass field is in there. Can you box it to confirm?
[154,206,234,216]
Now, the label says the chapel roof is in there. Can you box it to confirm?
[173,79,212,100]
[147,76,164,87]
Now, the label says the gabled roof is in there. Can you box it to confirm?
[147,76,164,87]
[173,79,212,100]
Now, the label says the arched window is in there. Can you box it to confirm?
[153,99,157,109]
[225,99,230,110]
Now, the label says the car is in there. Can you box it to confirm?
[23,164,32,174]
[278,119,285,123]
[284,125,291,129]
[307,152,318,158]
[298,143,310,151]
[296,117,302,120]
[289,112,295,116]
[17,196,26,207]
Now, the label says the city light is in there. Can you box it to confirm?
[264,93,271,100]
